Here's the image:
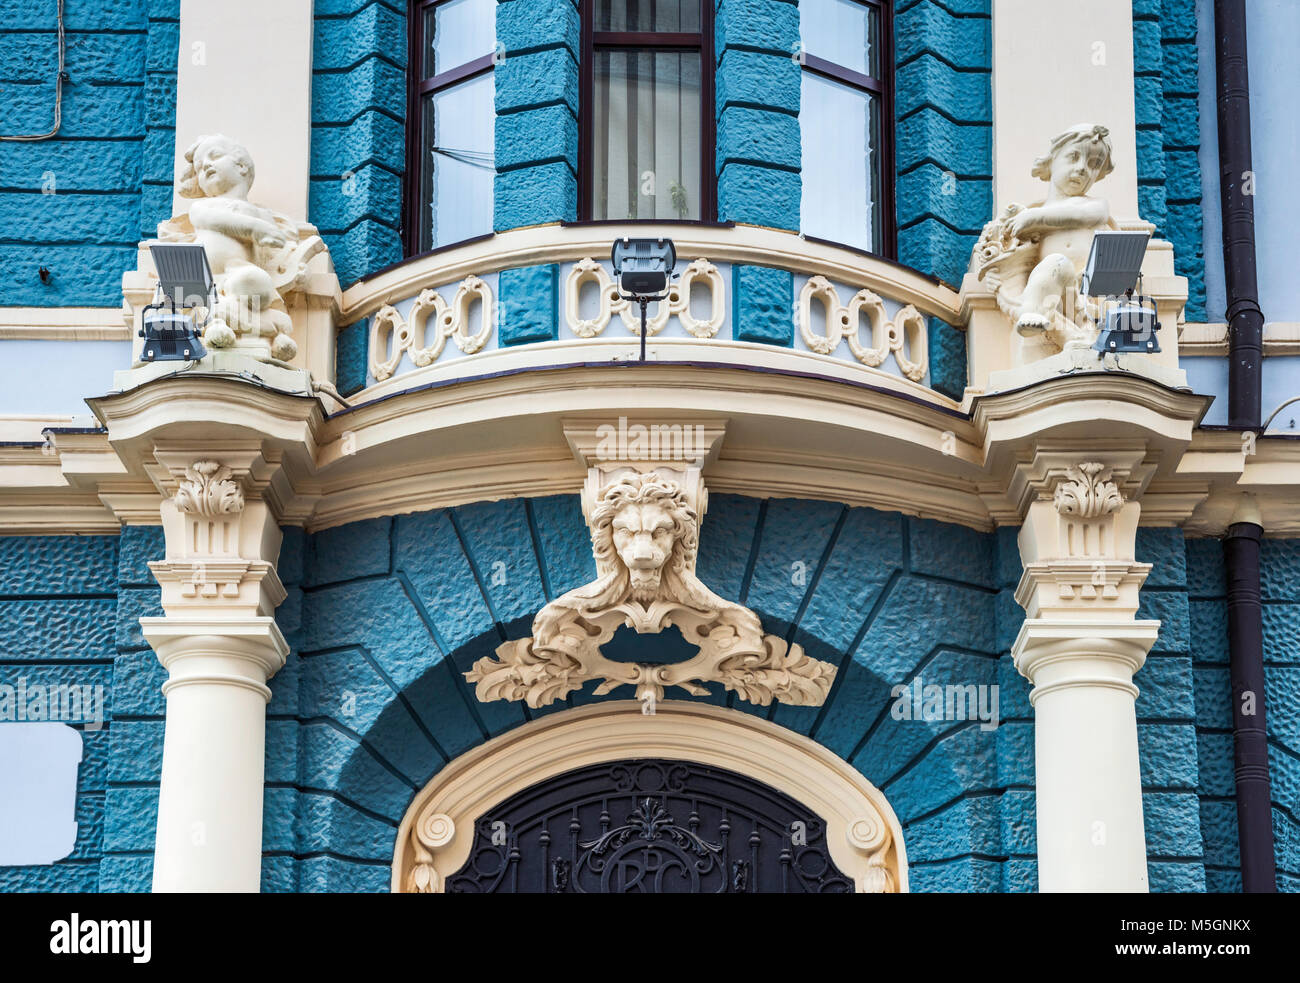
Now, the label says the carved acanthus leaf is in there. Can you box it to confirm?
[1053,462,1123,519]
[174,460,244,515]
[465,473,836,708]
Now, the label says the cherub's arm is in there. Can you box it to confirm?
[1013,197,1109,235]
[190,200,285,245]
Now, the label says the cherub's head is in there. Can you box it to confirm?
[178,134,255,200]
[1031,124,1114,197]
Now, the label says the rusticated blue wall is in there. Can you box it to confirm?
[1133,0,1205,322]
[264,495,1040,892]
[1188,536,1300,892]
[893,0,992,287]
[1134,527,1205,890]
[715,0,800,230]
[0,526,164,892]
[495,0,577,231]
[0,0,178,306]
[310,0,407,288]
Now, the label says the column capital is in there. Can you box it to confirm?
[1012,618,1159,702]
[142,616,290,698]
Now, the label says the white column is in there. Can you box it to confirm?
[143,619,287,893]
[1014,620,1157,892]
[174,0,315,220]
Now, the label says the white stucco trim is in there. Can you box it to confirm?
[992,0,1140,221]
[174,0,314,222]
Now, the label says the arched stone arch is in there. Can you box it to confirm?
[390,701,909,893]
[270,495,1028,891]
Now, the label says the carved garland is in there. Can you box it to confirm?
[798,275,929,382]
[369,275,495,381]
[564,257,726,339]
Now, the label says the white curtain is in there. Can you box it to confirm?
[595,51,701,220]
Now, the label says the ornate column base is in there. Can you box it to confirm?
[143,617,288,893]
[1013,619,1158,892]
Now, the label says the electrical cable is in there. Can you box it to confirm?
[1,0,66,142]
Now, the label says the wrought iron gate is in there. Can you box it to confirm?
[446,758,854,893]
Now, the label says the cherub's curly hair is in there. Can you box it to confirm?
[177,134,255,199]
[1031,123,1114,183]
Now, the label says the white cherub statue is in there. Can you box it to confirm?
[974,123,1120,352]
[158,134,324,362]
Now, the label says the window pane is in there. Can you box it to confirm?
[424,0,496,77]
[595,0,700,33]
[800,71,881,252]
[592,49,701,220]
[420,72,495,251]
[800,0,879,77]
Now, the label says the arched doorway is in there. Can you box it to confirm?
[392,702,908,893]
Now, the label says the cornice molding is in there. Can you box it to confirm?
[0,306,130,341]
[4,359,1298,537]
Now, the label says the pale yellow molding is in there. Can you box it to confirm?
[1179,321,1300,357]
[0,307,131,341]
[5,363,1298,538]
[391,701,908,894]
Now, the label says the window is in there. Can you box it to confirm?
[580,0,714,221]
[405,0,497,254]
[799,0,894,254]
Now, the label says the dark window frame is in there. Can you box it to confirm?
[577,0,716,223]
[402,0,497,257]
[799,0,897,258]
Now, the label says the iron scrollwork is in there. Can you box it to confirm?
[446,758,854,894]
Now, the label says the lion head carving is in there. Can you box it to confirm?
[589,474,698,602]
[465,470,838,708]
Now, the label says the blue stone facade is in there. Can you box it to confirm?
[893,0,993,287]
[494,0,580,231]
[499,263,560,345]
[1133,0,1206,321]
[0,501,1295,892]
[714,0,802,230]
[0,0,179,306]
[0,526,164,892]
[1188,536,1300,892]
[310,0,407,288]
[732,265,794,345]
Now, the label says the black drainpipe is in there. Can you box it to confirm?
[1214,0,1263,427]
[1214,0,1276,892]
[1223,512,1276,892]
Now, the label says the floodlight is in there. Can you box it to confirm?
[612,237,676,298]
[148,242,215,309]
[139,242,214,363]
[610,237,678,363]
[1081,230,1150,298]
[139,309,207,362]
[1081,230,1162,354]
[1094,297,1161,354]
